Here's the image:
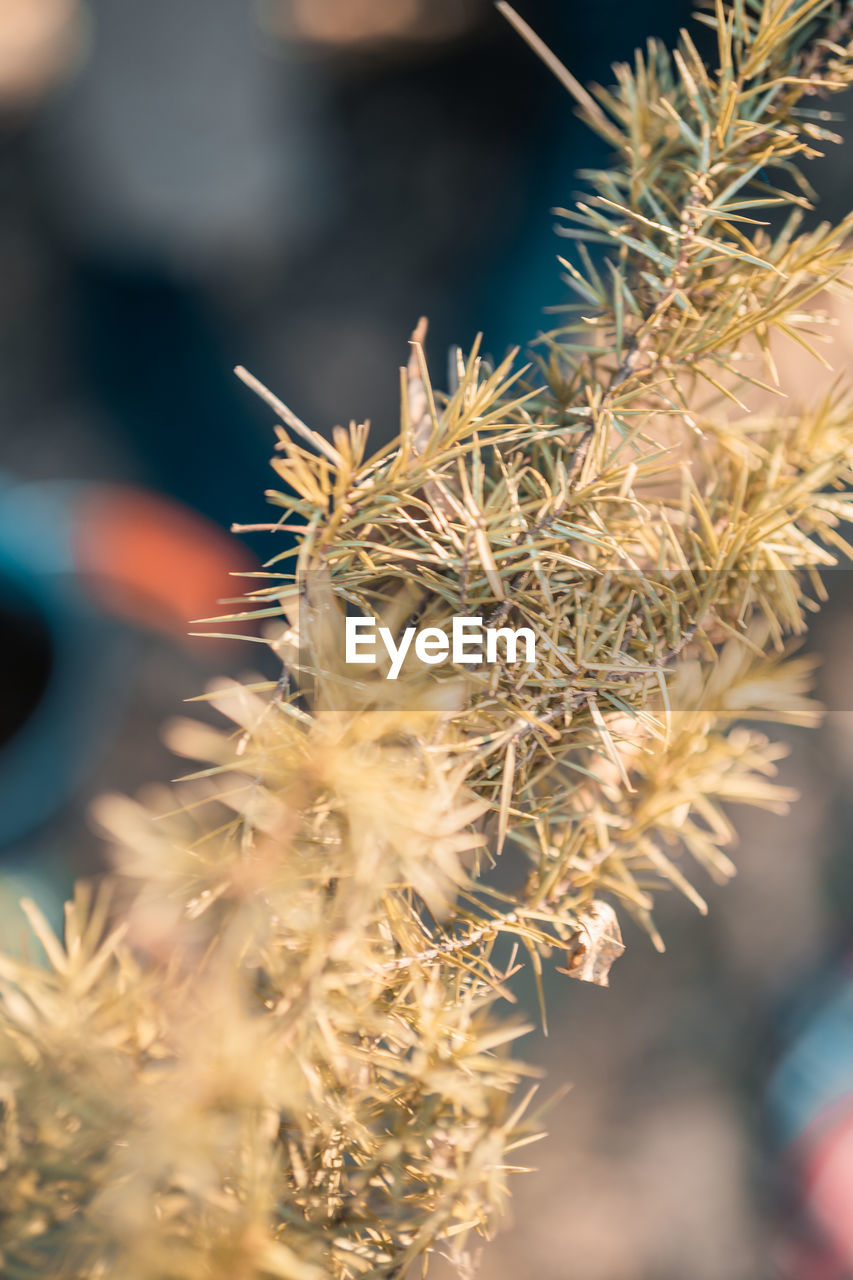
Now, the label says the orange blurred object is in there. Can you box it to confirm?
[800,1103,853,1275]
[71,486,259,646]
[261,0,486,49]
[0,0,86,106]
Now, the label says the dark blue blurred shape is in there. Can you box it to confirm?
[0,472,256,852]
[0,473,137,849]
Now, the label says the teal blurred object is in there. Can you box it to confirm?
[0,472,139,850]
[0,471,256,857]
[767,960,853,1276]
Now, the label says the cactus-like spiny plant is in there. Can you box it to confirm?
[2,2,853,1277]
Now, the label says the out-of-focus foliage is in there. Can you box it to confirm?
[2,2,853,1276]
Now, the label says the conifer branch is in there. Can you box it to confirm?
[2,4,853,1278]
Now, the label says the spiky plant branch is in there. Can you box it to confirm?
[2,3,853,1278]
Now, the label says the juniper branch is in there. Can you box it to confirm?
[1,5,853,1280]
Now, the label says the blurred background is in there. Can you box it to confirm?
[2,1,853,1277]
